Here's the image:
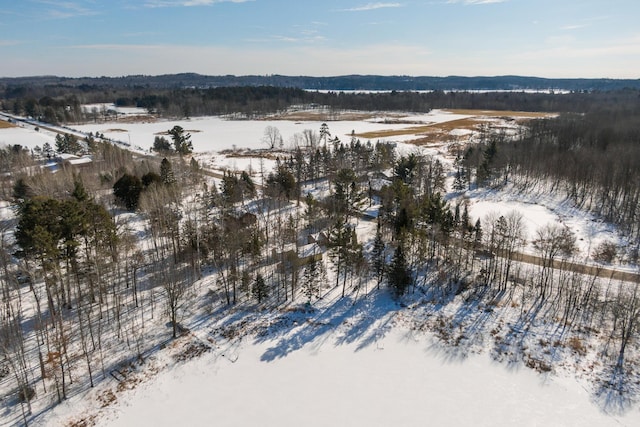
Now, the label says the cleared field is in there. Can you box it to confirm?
[0,119,16,129]
[269,110,394,121]
[354,109,555,144]
[444,108,556,118]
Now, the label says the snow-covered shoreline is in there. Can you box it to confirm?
[34,290,639,427]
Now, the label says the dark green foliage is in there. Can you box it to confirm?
[421,193,450,226]
[240,171,256,198]
[141,171,162,188]
[266,166,297,200]
[221,172,241,204]
[160,157,176,185]
[328,218,363,297]
[328,218,350,289]
[452,151,468,191]
[167,126,193,155]
[42,142,53,159]
[71,178,88,202]
[153,136,172,153]
[477,139,498,186]
[388,245,411,298]
[55,133,82,155]
[331,168,359,219]
[12,178,33,203]
[113,173,143,210]
[15,195,115,263]
[394,207,411,237]
[252,273,269,303]
[302,257,322,303]
[394,153,419,184]
[221,171,255,204]
[15,197,63,260]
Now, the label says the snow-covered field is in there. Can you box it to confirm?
[101,333,627,427]
[70,110,474,154]
[0,124,57,149]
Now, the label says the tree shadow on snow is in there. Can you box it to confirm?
[258,290,399,362]
[593,363,640,417]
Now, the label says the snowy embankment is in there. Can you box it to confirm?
[35,288,639,427]
[461,185,634,268]
[101,333,618,427]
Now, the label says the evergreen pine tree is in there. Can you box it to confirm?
[371,219,386,290]
[302,257,321,303]
[252,273,269,304]
[160,157,176,185]
[388,245,411,298]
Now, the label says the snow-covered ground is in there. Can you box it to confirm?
[35,290,640,427]
[71,114,431,153]
[458,186,634,267]
[2,109,638,426]
[82,103,149,117]
[104,335,626,427]
[0,124,57,150]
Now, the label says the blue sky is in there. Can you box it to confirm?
[1,0,639,78]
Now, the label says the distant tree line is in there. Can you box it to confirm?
[2,73,640,91]
[3,82,640,122]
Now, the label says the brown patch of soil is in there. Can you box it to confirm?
[222,150,280,160]
[270,110,401,122]
[443,108,556,118]
[97,389,117,408]
[66,415,97,427]
[0,120,16,129]
[174,341,210,362]
[113,115,157,124]
[354,110,554,145]
[355,117,481,141]
[154,129,201,136]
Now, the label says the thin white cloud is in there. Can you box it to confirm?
[244,33,327,44]
[447,0,507,5]
[0,40,23,47]
[516,35,640,61]
[341,3,402,12]
[561,24,588,31]
[144,0,251,7]
[33,0,98,19]
[264,35,326,44]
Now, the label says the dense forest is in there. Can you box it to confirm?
[0,86,639,425]
[3,80,640,124]
[2,73,640,91]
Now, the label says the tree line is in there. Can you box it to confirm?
[4,83,640,123]
[460,106,640,259]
